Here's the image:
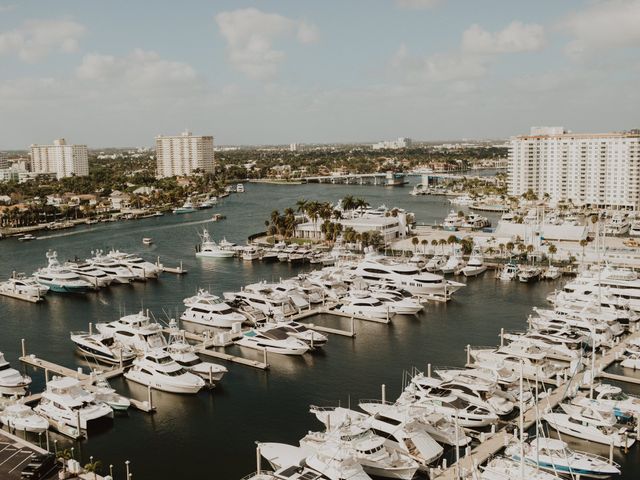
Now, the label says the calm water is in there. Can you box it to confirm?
[1,180,639,479]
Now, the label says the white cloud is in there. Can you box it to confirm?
[461,21,545,54]
[0,4,16,13]
[76,49,200,95]
[395,0,442,9]
[0,18,85,62]
[561,0,640,58]
[215,8,319,80]
[391,44,487,83]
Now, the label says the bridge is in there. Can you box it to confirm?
[301,172,407,186]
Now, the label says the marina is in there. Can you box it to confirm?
[2,181,640,479]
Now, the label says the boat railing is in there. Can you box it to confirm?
[309,404,338,412]
[69,331,91,336]
[240,471,275,480]
[358,398,393,406]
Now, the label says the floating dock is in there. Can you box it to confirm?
[0,287,43,303]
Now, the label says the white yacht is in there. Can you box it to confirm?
[92,377,130,411]
[164,331,227,382]
[461,249,487,277]
[498,263,518,281]
[300,428,419,480]
[481,456,562,480]
[353,255,464,297]
[630,220,640,236]
[124,349,205,394]
[442,210,464,230]
[584,384,640,418]
[0,352,32,396]
[310,406,442,470]
[224,289,297,319]
[461,212,490,229]
[64,261,113,289]
[542,265,562,280]
[236,326,310,356]
[262,321,328,348]
[34,376,113,431]
[604,214,630,235]
[243,245,263,261]
[425,255,446,273]
[505,437,620,478]
[96,311,167,353]
[173,199,197,214]
[518,266,541,283]
[339,294,395,320]
[469,346,565,383]
[0,402,49,433]
[181,289,247,329]
[304,444,372,480]
[0,274,49,298]
[107,250,161,279]
[544,404,635,448]
[364,289,423,315]
[236,183,245,193]
[70,332,136,365]
[195,229,236,258]
[34,251,93,293]
[86,251,136,283]
[440,249,465,274]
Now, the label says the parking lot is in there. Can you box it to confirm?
[0,432,53,480]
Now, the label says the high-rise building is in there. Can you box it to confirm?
[508,127,640,209]
[0,152,8,169]
[372,137,412,150]
[30,139,89,179]
[155,130,215,178]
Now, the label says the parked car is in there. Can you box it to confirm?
[21,453,57,480]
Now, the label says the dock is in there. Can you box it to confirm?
[0,287,43,303]
[434,331,640,479]
[196,347,269,370]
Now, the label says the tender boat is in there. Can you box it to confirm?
[0,352,32,396]
[18,233,36,241]
[34,376,113,431]
[34,251,93,293]
[236,326,310,356]
[124,349,205,394]
[70,332,136,365]
[0,402,49,433]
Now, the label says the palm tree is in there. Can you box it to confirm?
[548,244,557,263]
[420,239,428,254]
[84,458,102,480]
[505,241,514,256]
[296,198,308,213]
[498,243,505,257]
[341,195,355,211]
[438,238,447,254]
[579,239,588,262]
[411,236,419,252]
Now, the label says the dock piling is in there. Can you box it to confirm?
[147,386,153,411]
[21,338,26,357]
[381,384,386,404]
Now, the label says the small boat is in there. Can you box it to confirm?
[142,237,153,245]
[0,402,49,433]
[499,263,518,281]
[236,183,245,193]
[18,234,36,241]
[518,266,541,283]
[212,213,225,222]
[173,199,197,214]
[93,377,131,411]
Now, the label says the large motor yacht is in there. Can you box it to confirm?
[181,289,247,329]
[70,332,137,365]
[34,251,93,293]
[164,329,227,383]
[106,250,161,279]
[0,402,49,433]
[339,294,396,320]
[86,251,137,283]
[461,249,487,277]
[236,326,310,356]
[34,376,113,431]
[63,260,113,288]
[0,352,32,396]
[195,229,236,258]
[124,349,205,394]
[0,274,49,298]
[96,311,167,353]
[353,254,464,297]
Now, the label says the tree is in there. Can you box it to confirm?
[548,244,557,263]
[84,458,102,480]
[411,236,419,252]
[420,239,428,254]
[579,239,588,261]
[505,242,514,255]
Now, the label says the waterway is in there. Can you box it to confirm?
[1,179,639,479]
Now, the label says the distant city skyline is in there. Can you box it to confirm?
[1,0,639,148]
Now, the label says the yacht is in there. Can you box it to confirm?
[461,249,487,277]
[518,266,541,283]
[34,376,113,431]
[461,213,490,229]
[18,233,36,241]
[364,289,423,315]
[70,332,136,365]
[0,402,49,433]
[173,199,197,214]
[258,443,329,480]
[500,211,515,222]
[106,250,161,279]
[64,260,113,289]
[450,195,474,206]
[604,214,630,236]
[505,437,620,478]
[92,377,130,411]
[629,220,640,236]
[236,326,310,355]
[262,320,328,348]
[124,349,205,393]
[34,251,93,293]
[469,346,565,383]
[0,352,32,396]
[339,294,395,320]
[300,428,419,480]
[310,406,442,470]
[442,210,463,230]
[353,255,464,297]
[86,251,136,283]
[195,228,236,258]
[544,404,635,448]
[181,289,247,329]
[481,456,562,480]
[542,265,561,280]
[498,263,518,281]
[304,444,372,480]
[96,311,167,353]
[585,384,640,418]
[164,330,227,382]
[0,274,49,298]
[142,237,153,245]
[243,245,262,261]
[224,289,298,319]
[236,183,245,193]
[425,255,446,273]
[440,249,465,274]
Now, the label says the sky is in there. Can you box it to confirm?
[0,0,639,148]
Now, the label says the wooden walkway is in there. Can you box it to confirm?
[196,348,269,370]
[435,331,640,479]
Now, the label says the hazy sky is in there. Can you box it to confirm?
[1,0,639,148]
